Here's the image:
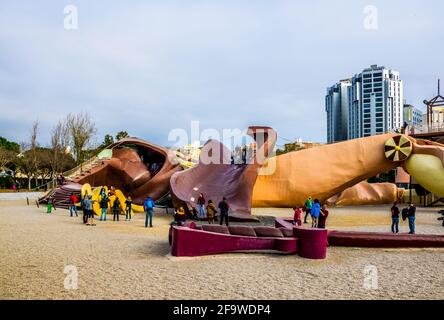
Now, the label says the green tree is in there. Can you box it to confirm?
[0,136,20,153]
[103,134,114,146]
[116,131,129,141]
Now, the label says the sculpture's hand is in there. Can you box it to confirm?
[385,135,444,198]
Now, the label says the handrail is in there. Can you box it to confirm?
[35,142,117,192]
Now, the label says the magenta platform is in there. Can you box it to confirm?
[171,220,328,259]
[328,230,444,248]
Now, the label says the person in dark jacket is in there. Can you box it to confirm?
[112,198,121,221]
[99,194,109,221]
[125,196,132,221]
[218,197,230,226]
[391,202,400,234]
[81,192,89,224]
[407,202,416,234]
[318,204,329,229]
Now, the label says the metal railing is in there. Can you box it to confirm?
[36,143,116,193]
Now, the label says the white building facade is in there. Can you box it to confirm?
[326,65,404,142]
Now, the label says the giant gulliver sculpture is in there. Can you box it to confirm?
[41,128,444,219]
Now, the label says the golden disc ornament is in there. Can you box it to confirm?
[384,135,412,162]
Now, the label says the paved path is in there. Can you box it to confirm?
[0,192,44,201]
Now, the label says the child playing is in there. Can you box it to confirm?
[293,207,302,226]
[175,207,187,225]
[206,200,217,224]
[47,196,56,214]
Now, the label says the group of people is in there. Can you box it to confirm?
[390,201,416,234]
[64,186,136,226]
[230,145,256,165]
[196,193,230,226]
[293,196,329,229]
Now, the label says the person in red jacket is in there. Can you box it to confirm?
[68,192,78,217]
[293,207,302,226]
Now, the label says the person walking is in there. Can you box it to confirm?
[407,202,416,234]
[143,196,155,228]
[68,192,78,217]
[197,193,206,220]
[16,181,20,192]
[310,199,321,228]
[206,200,217,224]
[112,197,121,221]
[99,194,109,221]
[318,204,329,229]
[293,207,302,226]
[391,202,400,234]
[125,196,133,221]
[218,197,230,227]
[303,196,313,224]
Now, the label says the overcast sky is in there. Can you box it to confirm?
[1,0,443,149]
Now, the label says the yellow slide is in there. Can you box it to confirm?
[81,184,144,216]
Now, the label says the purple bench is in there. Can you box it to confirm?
[171,224,298,257]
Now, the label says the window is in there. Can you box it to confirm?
[376,108,383,112]
[376,128,383,133]
[364,119,371,124]
[374,87,382,92]
[363,99,371,103]
[364,89,372,94]
[363,79,372,83]
[376,102,383,107]
[364,124,371,128]
[363,74,372,79]
[375,92,383,97]
[373,72,383,77]
[364,94,370,98]
[364,114,371,119]
[363,84,372,89]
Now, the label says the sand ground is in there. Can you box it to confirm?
[0,200,443,300]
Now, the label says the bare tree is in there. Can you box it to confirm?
[30,121,40,188]
[50,118,71,176]
[66,112,96,164]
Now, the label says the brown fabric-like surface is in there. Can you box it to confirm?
[201,225,230,235]
[228,226,257,237]
[254,227,284,238]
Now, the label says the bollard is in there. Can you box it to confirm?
[26,197,29,206]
